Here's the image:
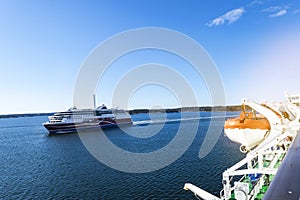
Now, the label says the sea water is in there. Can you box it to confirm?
[0,112,243,199]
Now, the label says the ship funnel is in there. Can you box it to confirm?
[93,94,96,109]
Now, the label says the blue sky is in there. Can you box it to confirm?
[0,0,300,114]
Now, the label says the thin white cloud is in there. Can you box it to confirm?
[261,6,281,12]
[269,9,287,17]
[247,0,265,7]
[208,8,245,27]
[261,5,289,17]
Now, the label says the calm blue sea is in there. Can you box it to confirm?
[0,112,244,199]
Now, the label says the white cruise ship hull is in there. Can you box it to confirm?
[43,105,132,134]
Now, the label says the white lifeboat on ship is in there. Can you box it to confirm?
[224,100,283,153]
[224,105,271,152]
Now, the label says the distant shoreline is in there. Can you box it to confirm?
[0,113,55,119]
[0,105,242,119]
[128,105,242,114]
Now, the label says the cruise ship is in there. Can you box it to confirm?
[43,104,132,134]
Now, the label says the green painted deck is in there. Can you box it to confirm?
[229,151,286,200]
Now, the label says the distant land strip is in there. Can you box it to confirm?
[0,113,55,119]
[0,105,244,119]
[128,105,243,114]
